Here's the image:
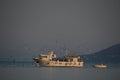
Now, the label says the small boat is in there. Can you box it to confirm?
[93,64,107,68]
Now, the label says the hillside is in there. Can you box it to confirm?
[80,44,120,64]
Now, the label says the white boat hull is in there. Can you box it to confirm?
[39,61,84,67]
[93,64,107,68]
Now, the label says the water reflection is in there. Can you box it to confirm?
[0,61,120,80]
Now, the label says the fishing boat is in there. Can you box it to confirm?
[33,51,84,67]
[93,64,107,68]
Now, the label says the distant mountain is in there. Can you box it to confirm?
[80,44,120,64]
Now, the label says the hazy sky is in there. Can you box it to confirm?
[0,0,120,57]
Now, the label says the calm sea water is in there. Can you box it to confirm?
[0,62,120,80]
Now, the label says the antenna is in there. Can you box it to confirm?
[65,49,70,56]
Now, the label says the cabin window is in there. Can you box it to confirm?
[41,56,47,58]
[68,59,73,62]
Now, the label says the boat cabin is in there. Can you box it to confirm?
[39,51,56,61]
[65,55,80,62]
